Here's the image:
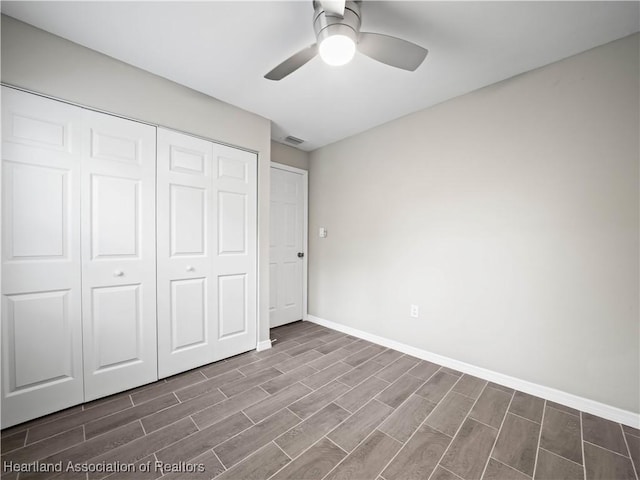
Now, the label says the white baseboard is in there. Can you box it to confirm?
[256,339,272,352]
[307,315,639,428]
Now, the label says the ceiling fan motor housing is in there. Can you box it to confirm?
[312,1,362,46]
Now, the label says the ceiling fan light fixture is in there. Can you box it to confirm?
[319,33,356,66]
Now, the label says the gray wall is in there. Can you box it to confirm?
[1,15,273,346]
[309,33,639,413]
[271,141,310,170]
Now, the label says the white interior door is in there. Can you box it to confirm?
[157,129,257,377]
[1,87,84,427]
[270,165,306,327]
[81,110,158,400]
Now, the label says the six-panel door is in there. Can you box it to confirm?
[270,166,305,327]
[81,110,158,401]
[1,88,85,427]
[157,129,257,378]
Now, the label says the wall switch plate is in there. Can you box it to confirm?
[410,304,419,318]
[319,227,327,238]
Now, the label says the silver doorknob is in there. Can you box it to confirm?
[297,252,304,258]
[114,270,124,277]
[186,265,195,272]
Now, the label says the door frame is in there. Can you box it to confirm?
[270,162,309,323]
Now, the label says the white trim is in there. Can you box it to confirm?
[270,162,309,323]
[307,315,640,428]
[256,339,272,352]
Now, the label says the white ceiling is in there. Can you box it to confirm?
[2,1,639,151]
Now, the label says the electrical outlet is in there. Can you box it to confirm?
[410,304,419,318]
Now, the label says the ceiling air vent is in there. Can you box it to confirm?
[284,135,304,145]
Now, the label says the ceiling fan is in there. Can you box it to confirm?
[264,0,428,80]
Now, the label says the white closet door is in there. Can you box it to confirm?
[212,143,257,360]
[157,129,215,378]
[157,130,257,377]
[81,110,157,400]
[1,88,84,427]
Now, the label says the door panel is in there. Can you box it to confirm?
[1,87,84,427]
[171,278,207,351]
[5,162,68,259]
[81,110,157,401]
[219,274,247,338]
[91,175,140,258]
[91,284,142,370]
[218,191,246,254]
[270,167,305,327]
[171,184,206,256]
[7,290,73,389]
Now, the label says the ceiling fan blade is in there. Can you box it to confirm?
[264,44,318,81]
[319,0,345,16]
[358,32,428,71]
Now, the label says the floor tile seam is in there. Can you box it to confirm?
[302,360,354,388]
[377,392,439,441]
[152,412,240,465]
[583,440,633,459]
[322,398,392,449]
[438,464,466,480]
[320,427,391,480]
[185,412,267,470]
[624,429,640,440]
[417,378,486,480]
[281,336,329,354]
[24,405,129,445]
[188,388,270,430]
[340,342,375,357]
[285,406,305,422]
[271,439,293,461]
[580,408,587,480]
[306,355,348,372]
[406,367,440,384]
[1,427,29,440]
[421,368,471,430]
[374,375,428,411]
[197,367,248,386]
[210,447,225,474]
[244,384,316,423]
[132,377,208,406]
[477,388,516,480]
[83,393,134,413]
[62,417,198,472]
[104,397,191,438]
[84,393,180,437]
[466,416,499,432]
[3,428,87,465]
[376,398,450,478]
[451,375,488,401]
[487,457,534,479]
[239,358,291,377]
[620,424,640,480]
[507,410,542,426]
[175,379,237,403]
[538,446,585,469]
[0,432,28,454]
[265,434,338,480]
[531,399,547,479]
[545,403,580,418]
[376,428,415,475]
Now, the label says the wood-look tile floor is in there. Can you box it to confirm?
[2,321,639,480]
